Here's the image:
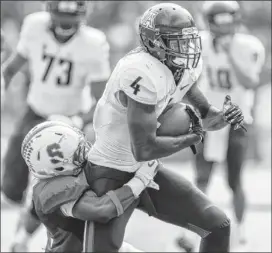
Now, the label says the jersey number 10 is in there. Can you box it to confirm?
[42,52,73,86]
[207,67,232,90]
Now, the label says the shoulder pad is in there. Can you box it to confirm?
[22,11,50,34]
[82,26,108,47]
[233,33,265,53]
[231,33,265,71]
[34,171,89,214]
[120,52,174,104]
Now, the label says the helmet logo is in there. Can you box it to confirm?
[141,11,159,30]
[46,143,64,164]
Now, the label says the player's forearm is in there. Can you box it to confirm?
[202,105,228,131]
[72,186,138,223]
[2,64,15,89]
[2,52,27,89]
[132,133,201,161]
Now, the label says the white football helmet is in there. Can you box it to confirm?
[21,121,91,179]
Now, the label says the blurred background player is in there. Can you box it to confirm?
[177,1,266,251]
[1,1,111,251]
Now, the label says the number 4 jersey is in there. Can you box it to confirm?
[17,12,111,117]
[88,47,202,172]
[199,30,265,124]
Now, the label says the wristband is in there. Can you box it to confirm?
[125,176,146,198]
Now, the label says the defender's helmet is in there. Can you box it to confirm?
[203,1,241,37]
[139,3,201,70]
[46,1,87,38]
[21,121,91,179]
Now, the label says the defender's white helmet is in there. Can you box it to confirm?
[21,121,91,179]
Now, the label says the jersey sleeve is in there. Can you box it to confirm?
[120,68,158,105]
[85,32,111,82]
[16,14,34,58]
[65,186,135,222]
[60,199,78,217]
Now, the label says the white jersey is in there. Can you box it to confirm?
[200,31,265,123]
[17,12,111,117]
[88,48,202,172]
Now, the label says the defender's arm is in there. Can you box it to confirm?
[61,177,147,223]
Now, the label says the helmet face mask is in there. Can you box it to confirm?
[139,3,202,70]
[161,30,202,69]
[46,1,87,39]
[50,13,83,37]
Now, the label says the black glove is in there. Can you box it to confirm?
[223,95,247,132]
[185,105,204,155]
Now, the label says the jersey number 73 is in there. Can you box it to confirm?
[42,52,74,86]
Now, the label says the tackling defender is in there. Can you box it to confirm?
[21,121,147,252]
[1,1,111,251]
[177,1,265,251]
[82,3,245,252]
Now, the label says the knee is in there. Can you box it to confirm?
[203,206,231,239]
[208,216,231,240]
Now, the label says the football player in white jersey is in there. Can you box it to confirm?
[177,1,266,251]
[78,3,245,252]
[1,1,111,251]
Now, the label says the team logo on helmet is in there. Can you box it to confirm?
[141,10,159,30]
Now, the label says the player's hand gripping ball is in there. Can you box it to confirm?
[157,103,192,136]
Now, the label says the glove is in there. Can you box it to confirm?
[135,160,160,190]
[185,105,204,155]
[126,160,160,197]
[223,95,247,132]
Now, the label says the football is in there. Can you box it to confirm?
[157,103,192,137]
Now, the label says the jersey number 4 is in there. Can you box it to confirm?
[207,67,232,90]
[130,76,142,95]
[42,52,73,86]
